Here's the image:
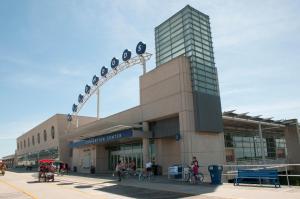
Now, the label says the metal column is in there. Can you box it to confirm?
[258,123,266,164]
[96,88,100,119]
[140,55,146,74]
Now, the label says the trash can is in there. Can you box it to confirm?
[73,166,77,172]
[152,165,158,175]
[90,166,95,174]
[208,165,223,185]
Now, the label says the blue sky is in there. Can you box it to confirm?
[0,0,299,158]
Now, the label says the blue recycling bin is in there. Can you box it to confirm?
[208,165,223,185]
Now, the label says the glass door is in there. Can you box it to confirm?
[108,142,143,170]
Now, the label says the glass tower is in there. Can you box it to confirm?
[155,5,223,132]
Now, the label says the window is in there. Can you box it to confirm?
[28,137,30,147]
[17,143,19,150]
[20,142,22,149]
[43,130,47,142]
[24,140,26,148]
[32,136,35,146]
[37,133,40,144]
[51,126,55,139]
[225,148,235,162]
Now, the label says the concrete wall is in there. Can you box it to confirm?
[16,114,61,156]
[16,114,96,167]
[140,56,225,175]
[95,145,108,172]
[285,124,300,164]
[155,138,181,174]
[71,145,96,173]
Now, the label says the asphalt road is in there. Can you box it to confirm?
[0,171,195,199]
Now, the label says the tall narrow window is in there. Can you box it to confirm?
[28,137,30,147]
[43,130,47,142]
[37,133,40,144]
[32,136,35,146]
[51,126,55,139]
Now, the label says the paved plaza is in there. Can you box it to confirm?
[0,171,300,199]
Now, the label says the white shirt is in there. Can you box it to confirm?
[146,162,152,168]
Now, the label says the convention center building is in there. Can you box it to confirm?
[13,5,300,177]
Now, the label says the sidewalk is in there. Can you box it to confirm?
[59,172,300,199]
[6,169,300,199]
[0,178,33,199]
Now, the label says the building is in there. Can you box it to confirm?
[1,154,16,168]
[12,5,300,178]
[15,114,95,167]
[68,55,225,174]
[67,55,300,175]
[65,5,299,176]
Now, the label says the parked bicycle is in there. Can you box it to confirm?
[183,166,204,184]
[138,169,153,181]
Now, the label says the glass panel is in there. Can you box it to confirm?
[108,142,143,170]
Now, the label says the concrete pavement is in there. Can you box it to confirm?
[0,171,300,199]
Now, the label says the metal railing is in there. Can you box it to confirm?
[222,163,300,186]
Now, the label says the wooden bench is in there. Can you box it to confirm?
[234,169,280,188]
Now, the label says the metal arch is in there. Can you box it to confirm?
[71,52,152,125]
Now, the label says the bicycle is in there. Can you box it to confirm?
[183,167,204,184]
[138,170,153,181]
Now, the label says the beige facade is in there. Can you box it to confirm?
[11,55,299,180]
[67,55,225,175]
[16,114,95,166]
[66,54,300,178]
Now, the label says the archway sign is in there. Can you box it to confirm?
[67,42,151,127]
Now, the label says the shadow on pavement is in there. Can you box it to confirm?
[94,184,194,199]
[8,168,37,173]
[27,180,60,184]
[74,185,93,189]
[233,184,278,189]
[57,182,74,185]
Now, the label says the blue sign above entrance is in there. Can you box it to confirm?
[70,129,133,148]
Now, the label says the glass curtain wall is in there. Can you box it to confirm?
[155,6,219,96]
[224,130,287,164]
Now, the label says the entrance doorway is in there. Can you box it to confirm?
[108,142,143,170]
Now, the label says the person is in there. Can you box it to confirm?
[145,160,152,178]
[191,156,199,166]
[60,163,65,175]
[129,160,136,175]
[0,163,6,175]
[130,160,136,171]
[58,162,63,175]
[124,161,128,170]
[65,163,69,174]
[191,156,199,183]
[115,161,123,181]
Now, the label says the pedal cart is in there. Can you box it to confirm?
[0,162,6,176]
[38,159,55,182]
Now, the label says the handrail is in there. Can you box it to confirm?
[222,163,300,186]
